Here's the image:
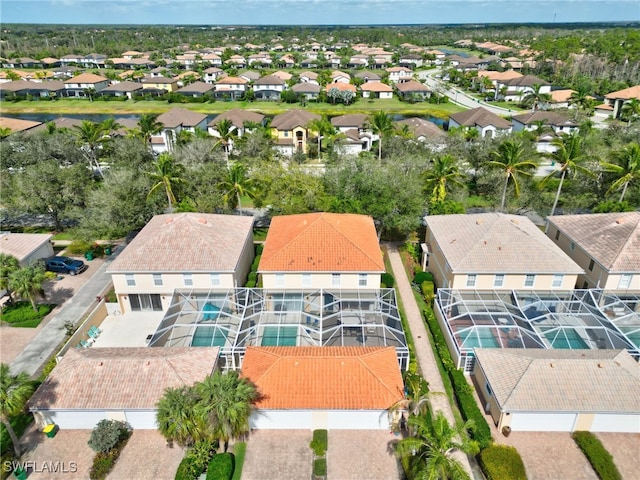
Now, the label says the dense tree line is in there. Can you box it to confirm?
[0,116,638,240]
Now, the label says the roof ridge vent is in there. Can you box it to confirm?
[165,218,174,224]
[615,218,625,224]
[198,218,207,224]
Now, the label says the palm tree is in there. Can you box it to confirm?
[0,364,36,456]
[542,133,595,216]
[156,386,208,448]
[100,117,122,136]
[148,153,187,212]
[306,116,335,159]
[195,371,259,452]
[73,120,109,178]
[423,155,465,204]
[8,263,46,313]
[217,162,256,216]
[600,143,640,202]
[0,127,12,139]
[522,84,551,111]
[0,254,20,305]
[368,111,394,161]
[620,98,640,126]
[395,410,479,480]
[135,113,164,146]
[212,118,238,165]
[487,139,539,212]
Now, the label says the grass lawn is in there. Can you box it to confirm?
[51,231,75,241]
[231,442,246,480]
[253,228,269,242]
[1,302,56,328]
[0,97,464,118]
[0,413,33,455]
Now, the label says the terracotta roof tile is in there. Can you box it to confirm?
[241,347,404,410]
[63,73,108,84]
[259,213,384,273]
[360,81,393,93]
[107,213,253,273]
[604,85,640,100]
[28,347,219,410]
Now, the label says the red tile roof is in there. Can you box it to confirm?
[259,213,384,273]
[241,347,404,410]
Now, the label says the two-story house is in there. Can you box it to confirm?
[63,73,109,98]
[270,109,320,155]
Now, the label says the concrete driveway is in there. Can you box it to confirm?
[242,430,313,480]
[327,430,402,480]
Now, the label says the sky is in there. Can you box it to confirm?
[1,0,639,25]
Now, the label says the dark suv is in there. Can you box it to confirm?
[45,256,88,275]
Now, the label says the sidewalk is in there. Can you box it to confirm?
[9,246,123,377]
[385,243,478,479]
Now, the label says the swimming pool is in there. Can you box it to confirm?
[191,326,228,347]
[459,328,500,349]
[261,326,298,346]
[543,328,589,349]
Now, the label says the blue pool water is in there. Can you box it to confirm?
[544,329,589,349]
[459,329,499,349]
[261,326,298,346]
[191,326,227,347]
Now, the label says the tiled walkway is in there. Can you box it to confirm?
[241,430,313,480]
[327,430,402,480]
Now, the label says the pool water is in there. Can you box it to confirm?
[544,328,589,349]
[191,326,228,347]
[459,328,499,349]
[261,326,298,346]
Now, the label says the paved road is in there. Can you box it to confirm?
[385,243,481,479]
[10,246,122,377]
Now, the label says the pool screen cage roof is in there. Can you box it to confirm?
[148,287,409,370]
[436,289,640,369]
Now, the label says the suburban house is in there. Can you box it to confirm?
[360,81,393,99]
[395,80,431,101]
[330,114,373,154]
[242,347,404,430]
[203,67,226,84]
[151,108,208,152]
[175,81,214,98]
[385,67,413,83]
[511,111,579,152]
[258,212,384,290]
[0,117,43,134]
[473,348,640,433]
[423,213,583,290]
[252,74,286,101]
[543,89,578,109]
[448,107,512,138]
[28,347,219,429]
[603,85,640,119]
[271,71,293,82]
[238,71,260,83]
[291,82,321,101]
[0,232,54,266]
[477,70,523,95]
[399,54,424,68]
[0,80,65,99]
[270,109,320,155]
[140,76,179,94]
[498,75,551,102]
[213,76,248,100]
[100,81,143,99]
[226,55,247,67]
[299,71,319,84]
[63,73,109,98]
[546,212,640,290]
[394,118,445,143]
[330,70,351,83]
[107,213,254,314]
[207,109,265,152]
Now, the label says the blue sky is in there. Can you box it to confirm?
[1,0,639,25]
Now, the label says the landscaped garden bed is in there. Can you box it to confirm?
[0,302,56,328]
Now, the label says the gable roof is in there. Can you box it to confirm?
[259,212,384,273]
[63,73,108,84]
[547,212,640,272]
[425,213,583,274]
[241,347,404,410]
[449,107,512,129]
[208,109,264,128]
[0,233,52,263]
[107,213,253,273]
[474,348,640,413]
[511,111,578,127]
[28,347,218,411]
[395,80,430,93]
[270,109,320,130]
[157,108,207,128]
[331,114,368,128]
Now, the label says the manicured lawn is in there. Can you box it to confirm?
[1,302,56,328]
[0,413,33,454]
[253,228,269,242]
[51,231,75,241]
[231,442,246,480]
[0,97,464,118]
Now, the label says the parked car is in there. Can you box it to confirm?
[45,256,88,275]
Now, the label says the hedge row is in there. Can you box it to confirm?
[206,453,235,480]
[572,431,622,480]
[423,308,492,449]
[310,429,328,456]
[478,444,527,480]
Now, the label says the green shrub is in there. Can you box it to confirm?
[175,441,217,480]
[105,288,117,303]
[0,302,55,328]
[66,240,93,255]
[255,244,264,255]
[478,444,527,480]
[414,271,433,284]
[381,272,395,288]
[421,280,435,304]
[231,443,246,480]
[88,420,130,453]
[89,430,130,480]
[251,255,261,271]
[247,272,257,282]
[175,455,201,480]
[310,429,328,456]
[313,458,327,477]
[572,431,622,480]
[39,356,58,381]
[206,453,234,480]
[245,280,256,288]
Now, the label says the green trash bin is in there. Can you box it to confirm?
[104,246,112,256]
[85,251,94,261]
[43,423,58,438]
[13,467,27,480]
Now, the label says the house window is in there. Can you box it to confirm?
[588,259,595,271]
[302,273,312,288]
[524,274,535,287]
[552,274,564,288]
[210,273,220,287]
[125,274,135,287]
[358,274,367,287]
[153,273,163,286]
[485,382,493,397]
[494,274,505,288]
[618,274,633,289]
[183,273,193,287]
[570,242,575,251]
[555,230,560,241]
[466,274,477,287]
[332,273,341,287]
[283,131,289,137]
[275,273,285,287]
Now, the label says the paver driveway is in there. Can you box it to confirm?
[242,430,313,480]
[327,430,402,480]
[597,433,640,480]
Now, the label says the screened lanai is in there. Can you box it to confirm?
[435,289,640,371]
[148,288,409,370]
